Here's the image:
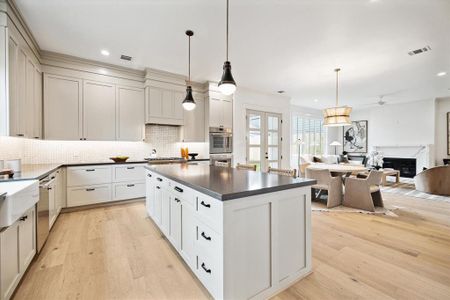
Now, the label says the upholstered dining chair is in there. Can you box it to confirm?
[236,163,257,171]
[343,170,384,212]
[214,161,231,168]
[305,168,343,208]
[299,162,311,177]
[267,167,297,178]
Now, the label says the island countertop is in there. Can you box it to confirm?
[145,163,316,201]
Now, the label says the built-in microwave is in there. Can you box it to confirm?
[209,127,232,154]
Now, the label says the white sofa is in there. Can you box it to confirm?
[300,154,340,165]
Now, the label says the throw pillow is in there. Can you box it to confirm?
[339,154,349,163]
[313,156,322,163]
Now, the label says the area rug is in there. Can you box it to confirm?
[381,178,450,203]
[311,201,397,216]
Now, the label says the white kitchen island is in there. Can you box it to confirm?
[145,163,316,300]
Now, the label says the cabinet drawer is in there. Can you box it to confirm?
[196,193,222,233]
[67,166,112,187]
[195,220,221,259]
[169,181,195,208]
[67,184,112,207]
[113,164,145,183]
[113,182,145,201]
[196,252,220,299]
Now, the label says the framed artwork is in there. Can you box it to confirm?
[343,120,368,153]
[447,112,450,155]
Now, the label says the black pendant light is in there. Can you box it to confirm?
[218,0,237,95]
[182,30,196,111]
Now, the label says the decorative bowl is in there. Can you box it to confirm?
[188,153,199,160]
[110,156,129,163]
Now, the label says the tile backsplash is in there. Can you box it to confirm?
[0,125,208,164]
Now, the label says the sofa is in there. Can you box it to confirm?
[299,154,365,176]
[414,165,450,196]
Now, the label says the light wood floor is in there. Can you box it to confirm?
[14,193,450,300]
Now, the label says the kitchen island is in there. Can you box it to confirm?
[145,163,316,300]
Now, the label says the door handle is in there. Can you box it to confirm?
[127,167,135,170]
[201,232,211,241]
[86,188,95,191]
[201,263,211,274]
[156,186,161,189]
[174,198,181,203]
[127,184,135,187]
[174,186,183,193]
[157,177,163,182]
[200,201,211,208]
[19,215,28,221]
[86,169,95,172]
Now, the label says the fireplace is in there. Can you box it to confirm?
[383,157,417,178]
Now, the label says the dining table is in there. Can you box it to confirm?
[306,163,368,179]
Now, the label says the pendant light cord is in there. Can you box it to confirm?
[335,68,340,107]
[188,34,191,84]
[226,0,229,61]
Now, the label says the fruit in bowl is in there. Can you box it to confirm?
[110,156,129,163]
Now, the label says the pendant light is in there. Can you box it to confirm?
[182,30,196,111]
[218,0,237,95]
[323,68,352,127]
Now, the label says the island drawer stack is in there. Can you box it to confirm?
[67,163,146,207]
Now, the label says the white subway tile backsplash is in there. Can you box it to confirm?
[0,125,208,164]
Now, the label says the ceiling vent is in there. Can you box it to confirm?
[408,46,431,56]
[120,54,132,61]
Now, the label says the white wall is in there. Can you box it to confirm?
[233,88,291,168]
[435,97,450,165]
[351,99,435,150]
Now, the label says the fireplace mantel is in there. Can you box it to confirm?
[373,144,434,174]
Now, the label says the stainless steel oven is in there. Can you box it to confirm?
[209,127,232,154]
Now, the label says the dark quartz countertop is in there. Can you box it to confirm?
[145,163,316,201]
[0,159,209,182]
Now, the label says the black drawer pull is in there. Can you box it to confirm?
[174,186,183,193]
[174,198,181,203]
[127,184,135,187]
[16,133,24,137]
[156,186,161,189]
[86,169,95,172]
[19,215,28,221]
[201,263,211,274]
[201,232,211,241]
[86,188,95,191]
[47,187,52,190]
[200,201,211,208]
[127,167,135,170]
[147,174,152,177]
[157,177,163,182]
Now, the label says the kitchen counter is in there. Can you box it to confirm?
[0,159,210,182]
[145,163,316,200]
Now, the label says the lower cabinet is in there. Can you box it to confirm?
[145,173,154,217]
[0,206,36,300]
[67,163,146,207]
[160,189,170,236]
[169,194,181,250]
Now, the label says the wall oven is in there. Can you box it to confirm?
[209,127,232,154]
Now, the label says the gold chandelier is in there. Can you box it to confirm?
[323,68,352,127]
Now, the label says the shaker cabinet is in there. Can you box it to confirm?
[117,86,145,141]
[44,74,83,140]
[0,206,36,300]
[209,97,233,129]
[83,81,116,141]
[6,28,42,139]
[182,94,205,142]
[44,74,144,141]
[145,86,184,125]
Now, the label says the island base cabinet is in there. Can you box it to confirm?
[0,206,36,300]
[222,188,312,300]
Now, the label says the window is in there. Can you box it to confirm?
[291,115,327,167]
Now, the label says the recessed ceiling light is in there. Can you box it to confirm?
[314,99,319,102]
[101,49,110,56]
[437,71,447,77]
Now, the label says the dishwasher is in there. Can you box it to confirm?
[37,175,55,253]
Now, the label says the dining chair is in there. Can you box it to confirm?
[305,168,343,208]
[299,162,311,177]
[267,167,297,178]
[343,170,384,212]
[236,163,257,171]
[214,161,231,168]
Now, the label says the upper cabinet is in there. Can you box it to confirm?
[145,86,184,125]
[182,93,206,142]
[43,73,145,141]
[208,97,233,129]
[117,86,145,141]
[4,25,42,139]
[83,81,116,141]
[44,74,83,140]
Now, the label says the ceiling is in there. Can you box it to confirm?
[15,0,450,109]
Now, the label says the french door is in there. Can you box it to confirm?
[246,110,282,171]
